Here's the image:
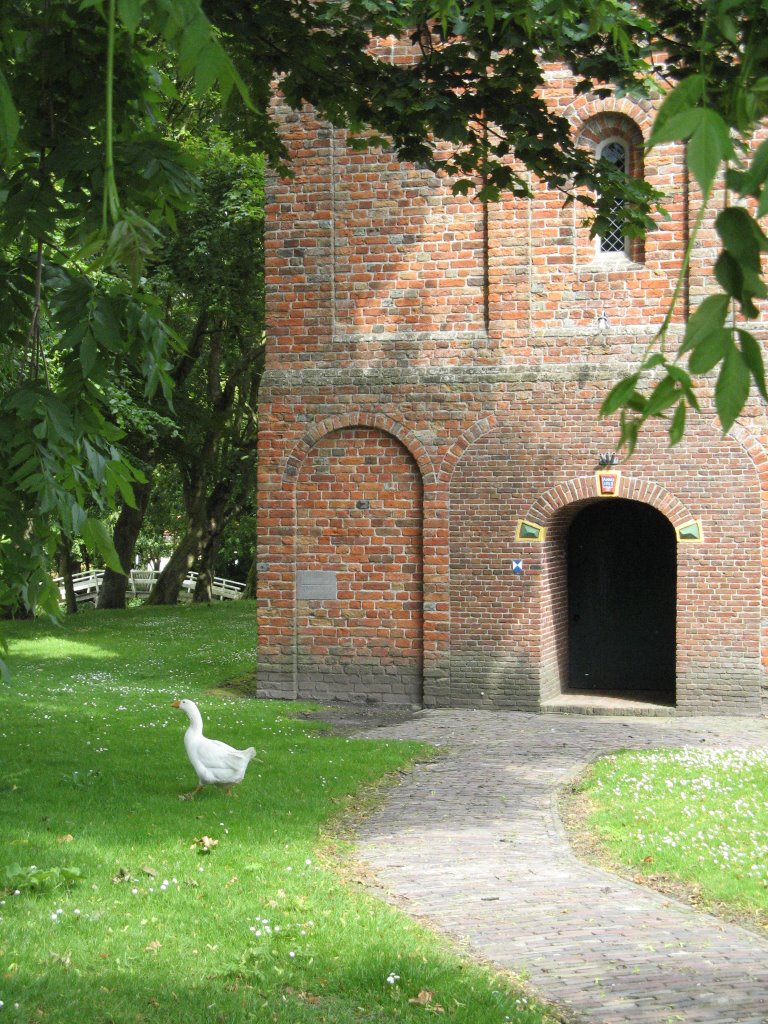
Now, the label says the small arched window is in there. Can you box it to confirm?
[596,138,630,256]
[576,113,644,264]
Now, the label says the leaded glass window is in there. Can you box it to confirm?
[598,139,628,255]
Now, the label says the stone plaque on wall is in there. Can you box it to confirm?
[297,570,338,600]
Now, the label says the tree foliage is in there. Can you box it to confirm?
[587,0,768,447]
[0,0,265,645]
[145,139,264,605]
[94,137,264,608]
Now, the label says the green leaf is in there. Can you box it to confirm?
[644,375,679,417]
[715,343,750,432]
[45,398,76,445]
[666,364,692,386]
[688,327,731,373]
[192,44,223,98]
[80,517,124,575]
[738,329,768,402]
[649,106,706,147]
[83,440,108,485]
[91,297,124,352]
[80,333,98,378]
[716,207,768,264]
[618,412,640,455]
[679,293,730,354]
[10,455,41,488]
[178,14,211,71]
[117,0,143,34]
[640,353,666,371]
[669,401,686,445]
[687,109,733,197]
[650,102,733,195]
[648,75,706,145]
[730,139,768,198]
[483,0,495,32]
[70,504,88,534]
[0,69,19,163]
[716,10,739,44]
[600,374,640,416]
[715,251,743,298]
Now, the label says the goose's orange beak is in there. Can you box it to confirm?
[170,701,180,708]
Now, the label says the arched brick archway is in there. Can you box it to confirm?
[533,478,693,706]
[292,423,424,706]
[284,412,436,484]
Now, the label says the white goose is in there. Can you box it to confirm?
[171,699,257,799]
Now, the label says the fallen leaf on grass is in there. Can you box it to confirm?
[408,989,444,1011]
[144,941,162,954]
[190,836,218,854]
[56,834,74,844]
[298,992,322,1005]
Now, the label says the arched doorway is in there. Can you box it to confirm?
[567,499,676,703]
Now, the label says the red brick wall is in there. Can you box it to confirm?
[257,61,768,715]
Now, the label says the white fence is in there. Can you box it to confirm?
[54,569,246,605]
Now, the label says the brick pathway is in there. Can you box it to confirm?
[353,711,768,1024]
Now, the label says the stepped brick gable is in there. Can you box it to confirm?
[257,58,768,716]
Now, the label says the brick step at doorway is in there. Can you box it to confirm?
[541,691,676,716]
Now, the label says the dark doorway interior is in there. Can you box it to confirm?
[567,499,676,703]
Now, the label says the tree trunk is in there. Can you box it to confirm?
[193,528,223,602]
[97,480,153,609]
[146,516,205,605]
[59,538,79,615]
[109,311,208,609]
[242,552,257,599]
[193,547,215,602]
[192,484,229,603]
[146,325,254,606]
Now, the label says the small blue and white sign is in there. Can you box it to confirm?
[513,559,524,575]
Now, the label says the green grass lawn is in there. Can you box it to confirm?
[573,746,768,931]
[0,602,556,1024]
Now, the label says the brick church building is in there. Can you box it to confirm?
[256,56,768,716]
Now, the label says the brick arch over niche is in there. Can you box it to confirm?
[284,412,435,484]
[562,94,654,135]
[292,423,424,706]
[438,415,499,485]
[576,112,646,188]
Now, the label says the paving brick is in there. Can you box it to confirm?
[354,711,768,1023]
